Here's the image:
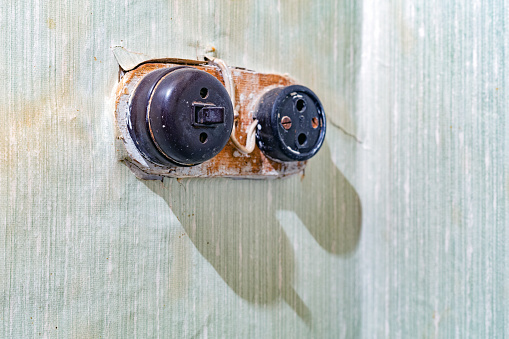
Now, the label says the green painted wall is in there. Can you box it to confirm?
[0,0,507,337]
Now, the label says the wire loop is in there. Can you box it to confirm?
[205,56,258,154]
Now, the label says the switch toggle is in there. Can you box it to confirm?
[194,104,225,125]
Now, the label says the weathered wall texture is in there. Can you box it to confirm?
[0,0,506,338]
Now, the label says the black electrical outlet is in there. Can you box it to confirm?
[128,67,234,167]
[255,85,326,162]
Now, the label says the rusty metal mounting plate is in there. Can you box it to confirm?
[114,61,306,179]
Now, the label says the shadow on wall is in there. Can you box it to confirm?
[143,141,361,326]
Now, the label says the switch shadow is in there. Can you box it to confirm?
[143,141,361,326]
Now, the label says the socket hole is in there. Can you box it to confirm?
[200,87,209,99]
[311,117,319,129]
[295,99,306,112]
[199,132,208,143]
[298,133,307,146]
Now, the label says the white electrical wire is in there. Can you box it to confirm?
[205,56,258,154]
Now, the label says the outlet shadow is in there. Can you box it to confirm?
[143,141,361,326]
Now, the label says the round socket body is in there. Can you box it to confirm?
[128,67,234,166]
[255,85,326,162]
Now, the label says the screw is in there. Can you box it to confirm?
[281,116,292,130]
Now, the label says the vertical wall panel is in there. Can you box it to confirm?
[0,0,506,337]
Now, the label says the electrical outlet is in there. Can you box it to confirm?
[255,85,326,162]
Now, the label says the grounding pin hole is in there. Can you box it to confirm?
[200,87,209,99]
[295,99,306,112]
[298,133,307,146]
[311,117,319,129]
[199,132,208,144]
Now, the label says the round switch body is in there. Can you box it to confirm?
[255,85,326,162]
[128,67,234,166]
